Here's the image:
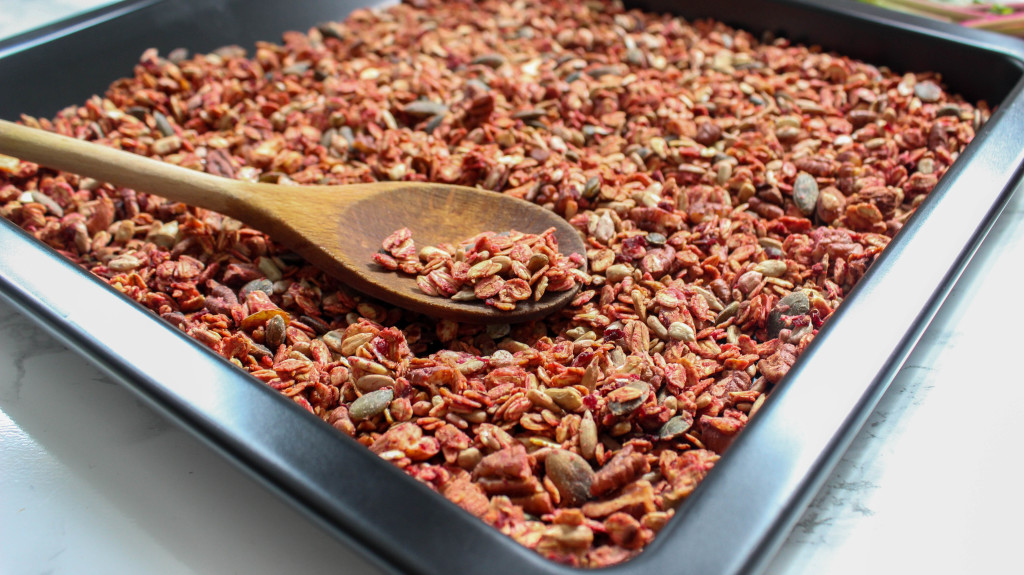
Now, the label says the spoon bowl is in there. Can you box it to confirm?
[246,180,587,323]
[0,119,586,323]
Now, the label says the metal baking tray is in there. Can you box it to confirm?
[2,1,1022,573]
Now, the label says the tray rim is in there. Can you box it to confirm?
[2,1,1024,574]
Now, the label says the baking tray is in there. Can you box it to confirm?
[2,1,1022,574]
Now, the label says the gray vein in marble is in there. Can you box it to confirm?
[0,307,72,400]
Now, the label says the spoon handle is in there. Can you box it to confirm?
[0,118,243,213]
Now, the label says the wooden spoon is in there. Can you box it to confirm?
[0,118,586,323]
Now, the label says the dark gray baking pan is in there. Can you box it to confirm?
[2,1,1022,574]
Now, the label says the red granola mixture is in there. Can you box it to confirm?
[0,0,985,567]
[376,226,586,309]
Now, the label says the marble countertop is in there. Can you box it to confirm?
[3,2,1023,574]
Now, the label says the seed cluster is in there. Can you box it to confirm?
[375,227,587,310]
[0,0,984,567]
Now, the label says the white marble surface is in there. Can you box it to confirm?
[0,0,115,38]
[4,2,1024,574]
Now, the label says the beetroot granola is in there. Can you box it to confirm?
[0,0,985,567]
[376,226,587,310]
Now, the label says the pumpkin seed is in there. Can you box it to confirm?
[471,53,507,68]
[153,111,175,137]
[792,172,819,216]
[545,450,595,506]
[583,176,602,199]
[349,388,393,420]
[659,413,694,440]
[265,314,288,349]
[717,301,740,326]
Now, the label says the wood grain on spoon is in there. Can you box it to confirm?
[0,118,586,323]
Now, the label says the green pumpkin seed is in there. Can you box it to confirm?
[349,388,393,420]
[545,450,595,506]
[659,413,694,440]
[792,172,819,216]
